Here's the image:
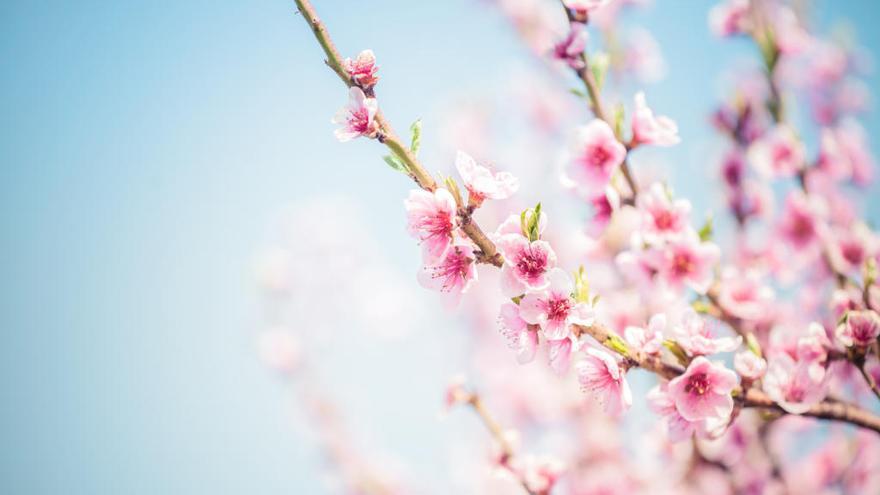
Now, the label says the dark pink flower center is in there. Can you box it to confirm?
[546,295,572,322]
[429,248,472,291]
[348,108,372,134]
[586,144,611,168]
[671,252,694,277]
[516,246,547,279]
[841,242,864,265]
[685,372,710,396]
[773,145,793,165]
[419,212,453,241]
[788,212,815,242]
[653,209,676,231]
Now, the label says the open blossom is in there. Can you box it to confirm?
[631,92,680,146]
[404,188,457,263]
[777,191,826,250]
[519,269,594,340]
[836,310,880,348]
[553,23,587,69]
[332,87,379,142]
[454,151,519,203]
[763,353,828,414]
[668,356,737,422]
[715,267,775,322]
[343,49,379,88]
[673,310,741,356]
[637,183,690,242]
[624,313,666,355]
[748,125,805,178]
[734,351,767,381]
[647,383,699,442]
[576,347,632,416]
[827,223,878,273]
[498,303,538,364]
[567,120,627,194]
[417,241,477,306]
[521,456,566,495]
[496,234,557,297]
[709,0,750,37]
[650,230,720,294]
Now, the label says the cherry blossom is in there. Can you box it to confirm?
[623,313,666,355]
[667,356,738,423]
[496,234,557,297]
[576,347,632,416]
[454,150,519,203]
[567,120,627,194]
[552,23,587,69]
[332,86,379,141]
[777,191,826,250]
[631,92,680,146]
[708,0,750,37]
[748,125,805,178]
[498,302,539,364]
[417,241,478,306]
[763,353,829,414]
[636,182,690,242]
[519,269,594,340]
[734,351,767,381]
[343,49,379,88]
[404,188,458,263]
[673,310,741,357]
[649,230,721,295]
[837,310,880,348]
[564,0,611,14]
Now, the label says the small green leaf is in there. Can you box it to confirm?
[511,295,523,305]
[606,334,630,357]
[613,104,625,140]
[698,214,714,242]
[663,339,689,366]
[691,299,711,314]
[745,332,763,358]
[570,88,588,99]
[573,266,590,303]
[444,176,463,206]
[590,52,610,92]
[864,258,877,287]
[383,154,408,174]
[520,203,543,242]
[409,119,422,156]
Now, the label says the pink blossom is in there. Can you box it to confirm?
[498,303,538,364]
[417,241,477,306]
[647,384,697,442]
[673,310,741,357]
[836,119,875,186]
[637,182,691,242]
[567,120,627,194]
[332,87,379,142]
[576,347,632,416]
[667,356,738,422]
[521,456,566,495]
[748,125,805,178]
[734,351,767,381]
[763,353,828,414]
[454,151,519,203]
[443,374,469,411]
[404,188,457,263]
[827,223,878,273]
[519,269,594,340]
[622,27,667,84]
[829,288,863,319]
[777,191,826,250]
[836,310,880,348]
[564,0,611,13]
[496,234,557,297]
[586,186,620,237]
[552,23,587,69]
[768,4,810,54]
[343,49,379,88]
[708,0,750,37]
[624,313,666,355]
[548,336,575,375]
[715,267,775,322]
[649,230,720,294]
[631,92,680,146]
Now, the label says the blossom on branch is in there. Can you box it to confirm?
[332,86,379,141]
[404,188,457,263]
[576,347,632,416]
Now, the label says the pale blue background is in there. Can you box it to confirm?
[2,1,879,493]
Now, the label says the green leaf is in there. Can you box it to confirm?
[691,299,711,314]
[520,203,543,242]
[745,333,763,358]
[864,258,877,287]
[444,176,463,206]
[613,104,625,140]
[383,154,408,174]
[606,334,630,357]
[590,52,610,93]
[663,339,689,366]
[570,88,588,99]
[573,266,590,303]
[698,214,714,242]
[409,119,422,156]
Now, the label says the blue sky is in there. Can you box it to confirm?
[1,0,878,493]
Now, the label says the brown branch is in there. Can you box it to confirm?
[292,0,880,436]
